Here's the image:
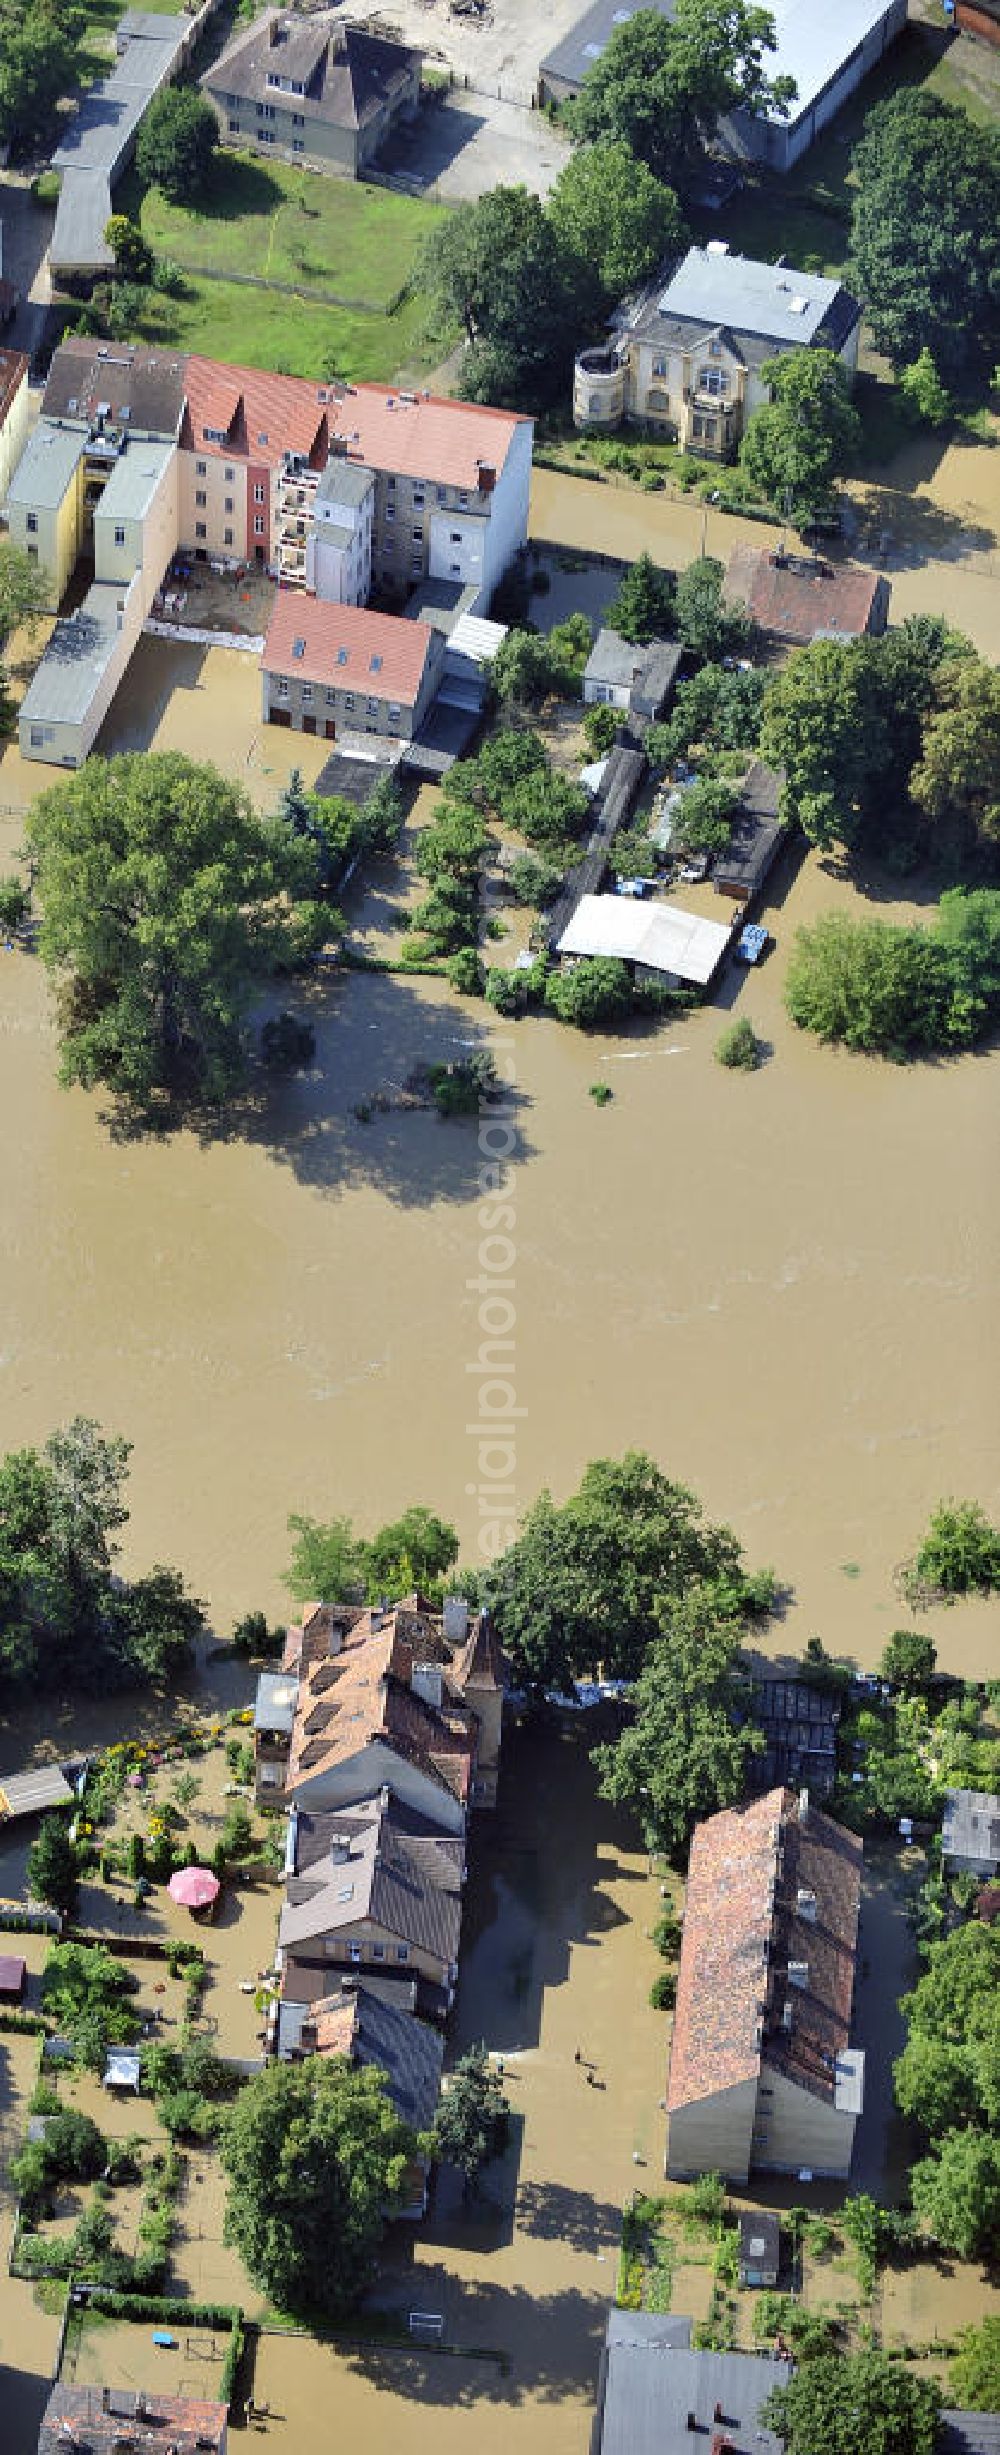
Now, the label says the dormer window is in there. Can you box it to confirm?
[292,637,305,659]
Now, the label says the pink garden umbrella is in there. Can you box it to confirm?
[168,1866,220,1912]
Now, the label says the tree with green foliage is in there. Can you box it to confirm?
[894,2031,976,2138]
[25,752,324,1109]
[509,852,564,908]
[363,1507,459,1599]
[220,2056,415,2318]
[759,618,962,853]
[715,1016,760,1070]
[650,662,766,766]
[910,2130,1000,2262]
[135,87,218,202]
[419,186,586,410]
[432,2046,510,2192]
[103,1565,207,1683]
[673,556,750,664]
[607,551,675,645]
[900,348,952,429]
[507,770,590,852]
[544,957,635,1030]
[0,539,48,647]
[104,216,154,286]
[568,0,795,191]
[27,1813,79,1916]
[0,4,79,156]
[0,874,29,931]
[763,2352,940,2455]
[912,1499,1000,1599]
[548,139,684,304]
[910,659,1000,849]
[415,802,489,885]
[878,1630,936,1693]
[486,1451,753,1691]
[41,1942,140,2063]
[285,1513,363,1605]
[849,92,1000,381]
[675,774,737,854]
[784,912,953,1058]
[740,349,860,524]
[471,728,548,805]
[583,703,623,757]
[593,1585,764,1858]
[950,2318,1000,2414]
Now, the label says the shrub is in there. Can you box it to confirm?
[649,1968,677,2009]
[589,1081,613,1106]
[715,1017,761,1071]
[0,874,29,932]
[689,2171,726,2226]
[652,1910,682,1957]
[446,946,485,995]
[509,852,563,908]
[583,703,623,757]
[545,958,634,1030]
[912,1500,1000,1599]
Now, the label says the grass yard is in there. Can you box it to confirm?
[132,271,437,385]
[136,152,446,310]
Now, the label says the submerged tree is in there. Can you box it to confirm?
[26,752,324,1110]
[221,2057,415,2317]
[592,1585,764,1859]
[432,2046,511,2193]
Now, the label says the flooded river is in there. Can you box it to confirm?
[0,476,997,1678]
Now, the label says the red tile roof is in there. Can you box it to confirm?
[38,2387,227,2455]
[0,347,29,430]
[263,592,435,705]
[723,546,886,646]
[183,353,525,490]
[283,1600,481,1807]
[668,1787,862,2114]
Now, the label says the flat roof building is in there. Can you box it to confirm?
[541,0,907,168]
[557,893,733,988]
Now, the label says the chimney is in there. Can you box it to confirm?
[796,1886,817,1922]
[686,2416,697,2434]
[714,2404,724,2423]
[102,2392,112,2415]
[411,1661,444,1713]
[798,1786,810,1823]
[782,2000,794,2032]
[443,1595,469,1646]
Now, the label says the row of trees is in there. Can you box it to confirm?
[0,1416,204,1691]
[894,1920,1000,2261]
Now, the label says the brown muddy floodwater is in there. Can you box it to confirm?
[0,495,997,1678]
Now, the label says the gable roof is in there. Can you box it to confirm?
[942,1789,1000,1865]
[723,545,887,645]
[38,2387,226,2455]
[263,593,435,706]
[0,348,29,430]
[594,2314,791,2455]
[713,762,789,899]
[204,9,419,131]
[42,338,188,437]
[667,1786,863,2115]
[280,1791,464,1960]
[283,1602,479,1808]
[657,247,857,351]
[182,353,526,493]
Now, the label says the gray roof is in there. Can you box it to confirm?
[20,581,136,729]
[739,2209,781,2261]
[353,1982,443,2130]
[632,639,683,719]
[942,1789,1000,1866]
[43,339,188,437]
[940,2418,1000,2455]
[204,10,419,133]
[0,1765,74,1817]
[595,2315,791,2455]
[714,761,789,899]
[50,13,189,273]
[540,0,673,94]
[6,421,83,511]
[280,1792,464,1962]
[657,246,849,351]
[585,628,644,691]
[96,437,174,521]
[254,1669,300,1735]
[316,457,376,510]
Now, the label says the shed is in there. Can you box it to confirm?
[0,1954,26,2001]
[557,893,732,989]
[941,1789,1000,1878]
[0,1765,75,1821]
[714,763,790,905]
[103,2048,141,2092]
[739,2209,781,2286]
[631,640,682,722]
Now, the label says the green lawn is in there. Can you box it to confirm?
[132,268,438,386]
[136,151,447,311]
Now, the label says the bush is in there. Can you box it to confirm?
[583,703,623,757]
[509,852,564,908]
[589,1081,613,1106]
[0,874,29,933]
[445,946,485,995]
[649,1968,677,2010]
[652,1910,682,1957]
[912,1500,1000,1599]
[545,958,634,1030]
[261,1011,316,1070]
[715,1017,761,1071]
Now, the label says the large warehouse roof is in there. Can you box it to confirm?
[541,0,902,123]
[557,894,732,986]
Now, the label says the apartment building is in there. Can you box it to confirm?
[203,10,420,180]
[0,349,30,509]
[575,243,861,460]
[7,340,532,763]
[261,594,444,742]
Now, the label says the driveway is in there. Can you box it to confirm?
[381,92,569,202]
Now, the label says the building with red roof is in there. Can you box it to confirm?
[38,2387,227,2455]
[722,544,890,655]
[667,1786,863,2184]
[262,593,443,741]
